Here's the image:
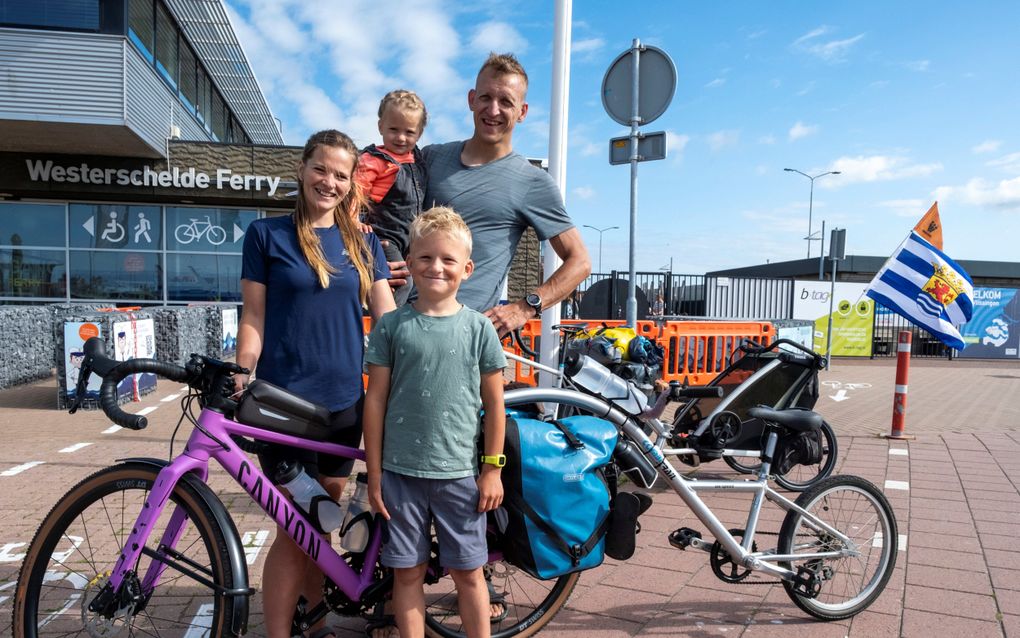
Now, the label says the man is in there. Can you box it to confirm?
[416,52,590,333]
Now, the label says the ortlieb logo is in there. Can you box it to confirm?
[562,473,583,482]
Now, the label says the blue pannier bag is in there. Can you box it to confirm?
[501,414,618,579]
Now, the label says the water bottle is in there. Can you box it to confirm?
[275,460,343,533]
[564,353,649,415]
[339,473,372,553]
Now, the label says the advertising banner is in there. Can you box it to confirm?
[792,280,874,356]
[958,288,1020,359]
[113,318,157,398]
[63,322,102,397]
[222,307,238,355]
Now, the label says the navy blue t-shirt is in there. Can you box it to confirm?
[241,216,389,411]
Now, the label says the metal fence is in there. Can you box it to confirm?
[575,272,954,359]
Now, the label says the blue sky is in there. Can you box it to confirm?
[226,0,1020,274]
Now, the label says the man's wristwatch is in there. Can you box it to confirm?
[480,454,506,468]
[524,292,543,317]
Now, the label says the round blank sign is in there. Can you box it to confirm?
[602,44,677,127]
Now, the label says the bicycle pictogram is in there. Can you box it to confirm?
[174,216,227,246]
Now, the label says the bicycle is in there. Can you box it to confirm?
[175,215,228,246]
[11,339,572,638]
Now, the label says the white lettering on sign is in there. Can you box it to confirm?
[25,160,281,197]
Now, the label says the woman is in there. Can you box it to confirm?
[235,129,395,638]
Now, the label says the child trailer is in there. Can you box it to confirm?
[670,338,838,491]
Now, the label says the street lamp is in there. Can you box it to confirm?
[783,168,841,258]
[582,224,619,273]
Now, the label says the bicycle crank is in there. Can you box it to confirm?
[709,528,758,583]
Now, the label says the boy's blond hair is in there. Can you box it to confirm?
[378,89,428,132]
[479,52,528,88]
[409,206,473,254]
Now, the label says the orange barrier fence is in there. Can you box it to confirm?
[504,319,774,387]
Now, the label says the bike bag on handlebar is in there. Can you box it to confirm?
[235,379,333,441]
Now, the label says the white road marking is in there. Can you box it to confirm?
[183,603,215,638]
[0,542,27,562]
[1,461,44,476]
[137,406,158,416]
[873,532,908,551]
[884,480,909,491]
[161,392,183,402]
[242,529,271,565]
[889,448,908,456]
[102,425,122,434]
[59,442,94,454]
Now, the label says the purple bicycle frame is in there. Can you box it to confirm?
[105,407,384,602]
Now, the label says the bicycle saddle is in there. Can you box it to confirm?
[747,406,822,433]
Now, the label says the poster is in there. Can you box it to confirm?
[113,318,157,398]
[792,280,874,357]
[958,288,1020,359]
[222,307,238,355]
[63,322,102,397]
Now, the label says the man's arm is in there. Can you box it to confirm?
[484,226,591,335]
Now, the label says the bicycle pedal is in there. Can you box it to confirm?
[790,563,823,599]
[668,527,703,551]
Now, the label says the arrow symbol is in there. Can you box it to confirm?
[233,224,244,242]
[82,216,94,237]
[829,389,849,402]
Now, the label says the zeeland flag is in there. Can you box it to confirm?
[864,203,974,350]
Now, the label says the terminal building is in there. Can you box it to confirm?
[0,0,299,305]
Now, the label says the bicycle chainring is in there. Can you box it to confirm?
[709,529,757,583]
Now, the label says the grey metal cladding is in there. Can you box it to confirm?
[125,44,211,155]
[165,0,283,145]
[0,30,123,123]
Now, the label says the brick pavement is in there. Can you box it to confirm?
[1,356,1018,636]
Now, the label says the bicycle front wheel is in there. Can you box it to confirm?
[423,561,578,638]
[774,420,838,491]
[777,474,897,620]
[12,462,235,637]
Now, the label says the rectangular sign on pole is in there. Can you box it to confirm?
[609,131,667,165]
[792,280,874,356]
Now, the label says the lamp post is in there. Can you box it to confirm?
[582,224,619,273]
[783,168,841,259]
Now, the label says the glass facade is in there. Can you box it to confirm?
[0,201,261,304]
[1,0,100,31]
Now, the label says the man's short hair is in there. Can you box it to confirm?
[377,89,428,132]
[478,52,528,88]
[409,206,473,254]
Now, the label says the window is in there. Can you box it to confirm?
[0,249,66,298]
[197,68,212,125]
[1,0,100,31]
[166,207,254,253]
[154,2,178,88]
[127,0,153,60]
[69,250,162,300]
[0,203,66,247]
[211,91,226,141]
[166,253,242,302]
[179,39,197,112]
[69,204,161,250]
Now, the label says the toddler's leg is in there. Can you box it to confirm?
[392,563,427,637]
[449,567,489,638]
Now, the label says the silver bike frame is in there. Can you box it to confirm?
[505,387,856,580]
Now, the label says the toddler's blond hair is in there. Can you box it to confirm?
[378,89,428,132]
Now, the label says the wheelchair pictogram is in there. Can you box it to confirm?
[100,211,125,243]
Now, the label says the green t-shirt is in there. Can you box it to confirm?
[365,305,507,479]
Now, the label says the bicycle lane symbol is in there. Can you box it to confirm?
[822,380,873,402]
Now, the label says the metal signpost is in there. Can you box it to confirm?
[602,39,677,326]
[824,228,847,369]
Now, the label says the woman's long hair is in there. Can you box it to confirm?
[294,129,372,306]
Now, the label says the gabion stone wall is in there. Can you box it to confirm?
[55,308,156,410]
[0,306,57,390]
[201,305,240,360]
[152,306,210,367]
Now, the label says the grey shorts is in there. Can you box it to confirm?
[380,471,487,570]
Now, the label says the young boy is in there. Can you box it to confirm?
[356,89,428,306]
[364,207,506,638]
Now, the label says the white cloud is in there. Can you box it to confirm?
[903,59,930,72]
[935,176,1020,210]
[572,37,605,55]
[788,121,819,141]
[792,25,865,62]
[573,186,596,200]
[666,131,690,155]
[973,140,1003,154]
[758,134,777,145]
[827,155,942,185]
[469,21,527,55]
[878,198,928,217]
[707,130,740,152]
[987,152,1020,173]
[705,78,726,88]
[796,81,816,96]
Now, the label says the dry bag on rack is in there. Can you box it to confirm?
[501,414,618,580]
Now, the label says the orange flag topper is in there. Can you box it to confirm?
[913,202,943,250]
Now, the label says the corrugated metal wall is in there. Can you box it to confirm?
[0,30,123,123]
[124,45,207,153]
[704,276,793,319]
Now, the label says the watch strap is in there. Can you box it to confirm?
[480,454,506,468]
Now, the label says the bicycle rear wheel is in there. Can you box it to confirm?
[777,474,897,620]
[423,559,578,638]
[12,462,235,637]
[773,420,838,491]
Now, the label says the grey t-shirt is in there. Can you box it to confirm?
[365,305,507,479]
[422,141,574,311]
